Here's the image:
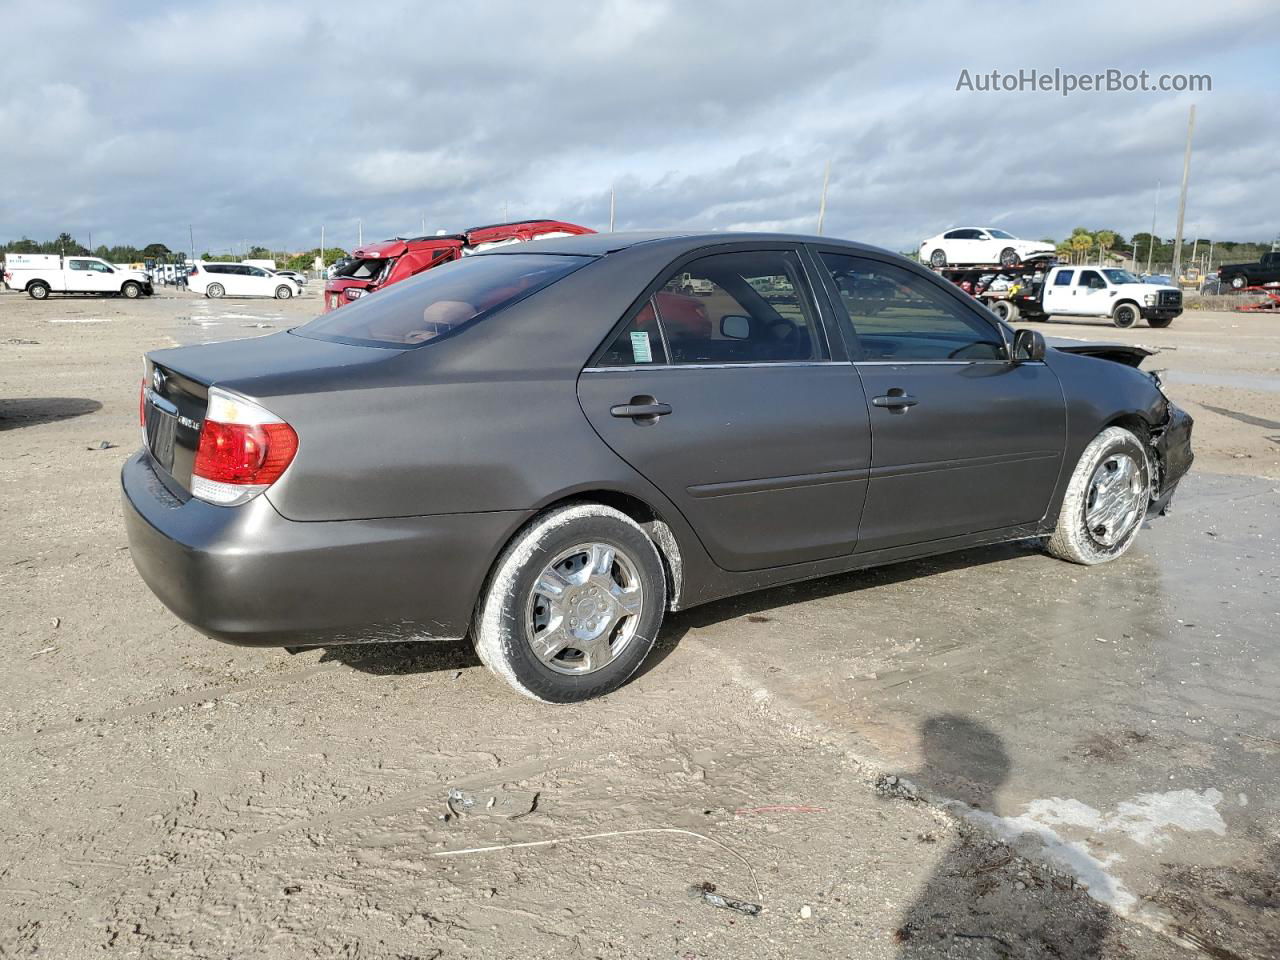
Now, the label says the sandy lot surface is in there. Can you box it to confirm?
[1,288,1276,958]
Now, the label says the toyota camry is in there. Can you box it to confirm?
[123,232,1193,702]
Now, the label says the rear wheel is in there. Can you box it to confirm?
[929,249,947,268]
[1113,303,1138,328]
[1147,316,1174,328]
[121,281,141,299]
[473,503,666,703]
[275,285,293,300]
[1045,426,1150,565]
[27,282,50,300]
[206,282,224,299]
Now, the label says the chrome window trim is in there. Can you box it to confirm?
[582,360,853,373]
[853,359,1045,367]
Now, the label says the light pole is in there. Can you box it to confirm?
[1170,104,1196,285]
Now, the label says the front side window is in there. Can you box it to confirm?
[651,251,825,364]
[296,253,588,348]
[1077,270,1106,289]
[820,253,1006,362]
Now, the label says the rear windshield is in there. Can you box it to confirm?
[294,253,589,348]
[337,257,388,280]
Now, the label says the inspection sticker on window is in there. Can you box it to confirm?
[630,330,653,363]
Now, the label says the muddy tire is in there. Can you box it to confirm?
[929,249,947,268]
[1045,426,1150,566]
[1112,303,1139,328]
[121,281,142,299]
[275,285,293,300]
[28,281,50,300]
[473,503,666,703]
[990,299,1018,323]
[1147,316,1174,328]
[206,282,224,299]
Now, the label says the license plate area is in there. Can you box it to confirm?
[144,392,179,473]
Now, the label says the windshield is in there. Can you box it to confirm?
[296,253,589,347]
[1103,269,1139,284]
[986,229,1016,240]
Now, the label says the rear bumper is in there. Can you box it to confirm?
[121,450,529,646]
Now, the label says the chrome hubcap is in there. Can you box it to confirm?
[1084,452,1145,547]
[526,542,643,675]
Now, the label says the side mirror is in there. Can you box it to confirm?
[720,314,751,340]
[1012,328,1046,362]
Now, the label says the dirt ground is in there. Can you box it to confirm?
[1,288,1276,959]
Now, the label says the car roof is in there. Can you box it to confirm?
[479,230,897,259]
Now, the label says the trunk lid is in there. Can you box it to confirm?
[143,331,399,494]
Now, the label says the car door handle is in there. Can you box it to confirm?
[872,393,919,409]
[610,397,672,421]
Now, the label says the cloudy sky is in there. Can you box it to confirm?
[0,0,1275,256]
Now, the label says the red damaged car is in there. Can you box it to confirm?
[323,219,594,312]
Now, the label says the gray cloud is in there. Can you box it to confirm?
[0,0,1275,255]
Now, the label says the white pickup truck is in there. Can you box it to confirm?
[1032,265,1182,328]
[2,254,154,300]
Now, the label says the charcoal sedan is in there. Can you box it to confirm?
[123,232,1193,702]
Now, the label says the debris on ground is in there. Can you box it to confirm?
[88,441,117,450]
[875,774,923,802]
[690,882,762,917]
[734,805,828,816]
[446,787,538,819]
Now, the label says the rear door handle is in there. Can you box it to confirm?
[610,397,672,421]
[872,394,918,409]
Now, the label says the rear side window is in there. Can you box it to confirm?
[644,251,826,364]
[296,253,588,348]
[1054,270,1074,286]
[597,298,669,366]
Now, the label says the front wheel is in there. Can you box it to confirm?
[1147,316,1174,328]
[121,281,141,299]
[473,504,666,703]
[1045,426,1150,565]
[206,282,224,299]
[1113,303,1138,328]
[275,285,293,300]
[999,247,1019,267]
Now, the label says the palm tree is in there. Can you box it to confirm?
[1069,232,1094,264]
[1095,230,1116,265]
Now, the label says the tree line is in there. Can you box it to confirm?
[2,234,349,272]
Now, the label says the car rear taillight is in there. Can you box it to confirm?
[138,377,147,426]
[191,388,298,506]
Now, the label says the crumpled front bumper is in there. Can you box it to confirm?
[1149,401,1194,515]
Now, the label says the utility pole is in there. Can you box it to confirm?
[609,187,616,233]
[188,225,194,264]
[1146,179,1161,275]
[816,159,831,236]
[1170,104,1196,285]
